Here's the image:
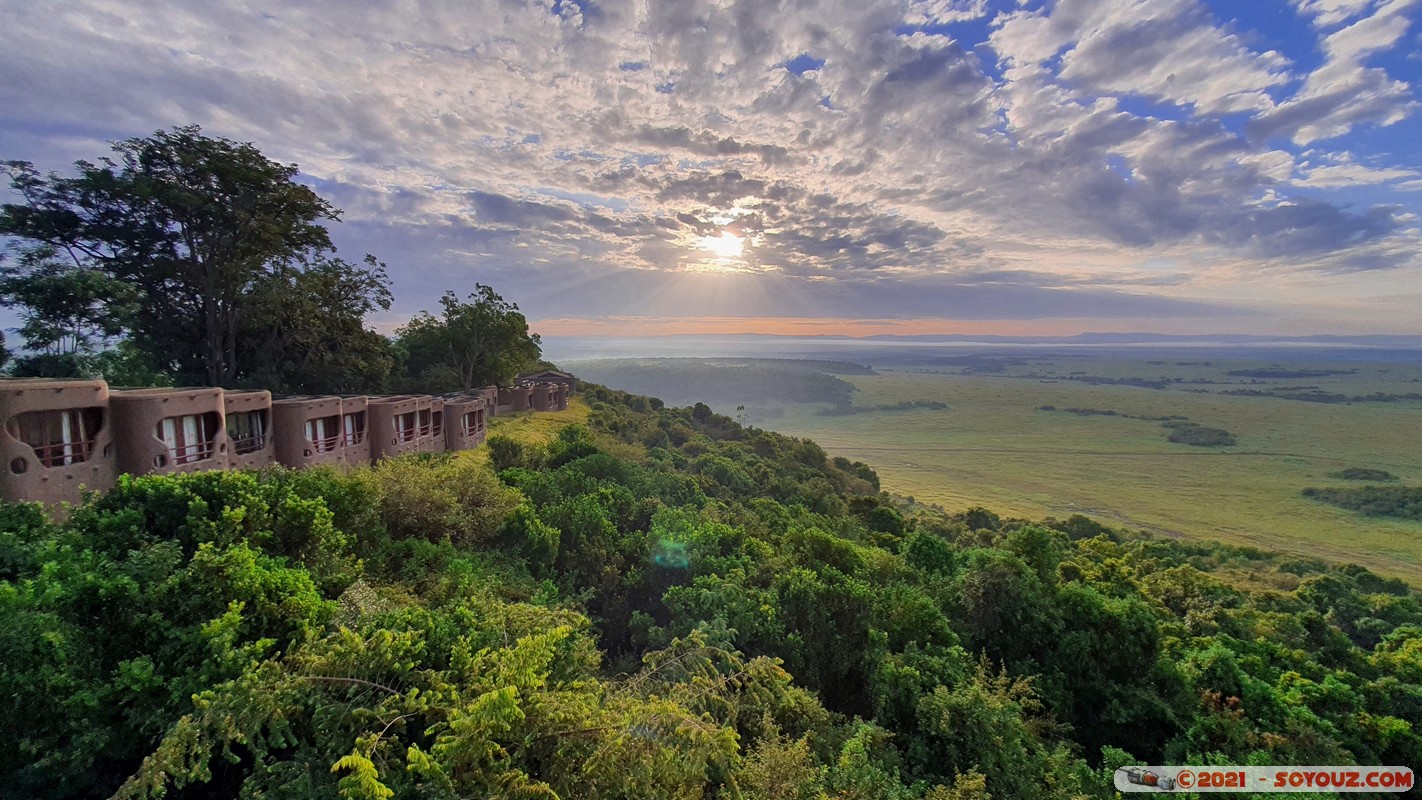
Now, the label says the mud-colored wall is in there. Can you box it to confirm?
[496,385,534,414]
[224,390,276,470]
[272,396,345,469]
[110,387,229,477]
[369,395,433,460]
[421,398,447,454]
[475,387,500,418]
[528,383,554,411]
[442,394,489,451]
[339,396,372,465]
[0,379,116,506]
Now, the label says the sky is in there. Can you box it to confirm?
[2,0,1421,337]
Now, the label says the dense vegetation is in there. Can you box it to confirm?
[1023,375,1172,389]
[1331,468,1400,482]
[1223,388,1422,404]
[4,387,1421,799]
[1036,406,1186,421]
[1161,421,1238,448]
[1226,369,1358,379]
[1303,485,1422,521]
[818,400,947,416]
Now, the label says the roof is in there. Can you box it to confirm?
[517,369,574,380]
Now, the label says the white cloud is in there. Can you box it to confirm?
[990,0,1293,115]
[1292,152,1419,187]
[1290,0,1377,28]
[0,0,1417,327]
[1252,0,1420,143]
[905,0,990,25]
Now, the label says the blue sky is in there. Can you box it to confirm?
[1,0,1420,336]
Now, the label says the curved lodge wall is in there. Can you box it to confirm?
[0,376,574,508]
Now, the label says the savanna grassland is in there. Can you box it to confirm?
[568,353,1422,583]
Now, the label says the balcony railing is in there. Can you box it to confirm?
[230,434,266,455]
[30,439,96,467]
[309,433,342,454]
[169,440,217,465]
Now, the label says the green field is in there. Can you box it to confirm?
[571,354,1422,583]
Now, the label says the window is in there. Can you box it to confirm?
[7,407,104,467]
[158,412,219,465]
[342,412,366,445]
[304,415,341,453]
[394,411,417,442]
[431,410,443,437]
[227,410,267,454]
[461,410,482,436]
[417,409,432,437]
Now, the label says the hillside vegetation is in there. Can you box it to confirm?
[3,388,1422,799]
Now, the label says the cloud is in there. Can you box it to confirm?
[1291,152,1420,187]
[1251,0,1420,143]
[990,0,1293,115]
[905,0,991,25]
[1290,0,1377,28]
[0,0,1418,334]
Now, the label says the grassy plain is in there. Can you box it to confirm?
[570,353,1422,582]
[768,359,1422,582]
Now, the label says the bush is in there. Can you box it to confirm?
[1329,467,1399,482]
[487,434,527,471]
[1302,486,1422,521]
[357,455,521,544]
[1161,421,1237,447]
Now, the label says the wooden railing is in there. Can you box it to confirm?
[170,440,217,464]
[309,433,341,454]
[230,434,266,455]
[30,439,96,467]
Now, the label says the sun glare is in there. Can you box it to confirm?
[698,231,745,260]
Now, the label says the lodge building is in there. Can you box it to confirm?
[0,376,571,508]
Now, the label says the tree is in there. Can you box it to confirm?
[235,254,395,393]
[397,285,541,391]
[1,125,363,386]
[0,248,137,357]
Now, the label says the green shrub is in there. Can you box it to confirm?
[1329,467,1399,482]
[1161,421,1237,447]
[357,455,521,544]
[1302,485,1422,521]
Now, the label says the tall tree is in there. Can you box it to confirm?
[1,126,351,386]
[398,285,542,391]
[0,247,138,357]
[236,254,395,393]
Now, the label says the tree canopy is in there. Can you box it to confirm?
[0,126,389,389]
[397,285,542,391]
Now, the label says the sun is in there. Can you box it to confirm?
[697,231,745,260]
